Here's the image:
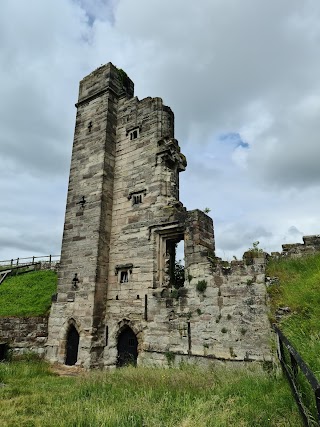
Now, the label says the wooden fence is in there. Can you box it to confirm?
[0,255,60,268]
[274,325,320,426]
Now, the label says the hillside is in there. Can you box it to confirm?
[267,253,320,424]
[267,253,320,376]
[0,270,57,317]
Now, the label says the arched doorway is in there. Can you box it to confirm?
[117,326,138,367]
[65,324,79,366]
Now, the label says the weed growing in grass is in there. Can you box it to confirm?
[165,351,175,366]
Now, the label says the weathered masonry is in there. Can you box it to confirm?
[46,63,271,368]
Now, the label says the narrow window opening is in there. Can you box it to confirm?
[105,326,109,346]
[116,264,132,284]
[133,194,142,205]
[120,271,128,283]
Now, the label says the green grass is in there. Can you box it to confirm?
[0,360,301,427]
[267,254,320,374]
[0,270,57,316]
[267,254,320,422]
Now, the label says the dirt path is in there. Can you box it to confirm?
[50,363,85,377]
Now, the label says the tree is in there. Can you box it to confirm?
[173,260,185,289]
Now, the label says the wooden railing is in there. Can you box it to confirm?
[274,325,320,426]
[0,255,60,268]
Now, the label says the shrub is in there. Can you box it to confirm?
[196,280,207,293]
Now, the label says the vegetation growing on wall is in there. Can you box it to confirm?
[196,280,207,293]
[117,68,130,90]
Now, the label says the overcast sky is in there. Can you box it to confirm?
[1,0,320,261]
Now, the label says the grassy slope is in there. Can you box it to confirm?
[0,360,301,427]
[0,270,57,316]
[267,254,320,375]
[267,254,320,424]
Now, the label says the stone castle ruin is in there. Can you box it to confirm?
[46,62,272,368]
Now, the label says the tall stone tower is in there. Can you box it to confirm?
[47,63,270,368]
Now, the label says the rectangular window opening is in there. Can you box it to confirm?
[164,237,185,288]
[129,129,139,140]
[133,194,142,205]
[120,271,128,283]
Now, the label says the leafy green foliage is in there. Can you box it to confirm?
[196,280,207,293]
[248,241,264,254]
[0,360,300,426]
[173,260,185,289]
[0,270,57,316]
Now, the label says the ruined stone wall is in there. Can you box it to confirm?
[138,253,270,366]
[272,235,320,259]
[104,94,188,366]
[47,62,272,369]
[0,317,48,356]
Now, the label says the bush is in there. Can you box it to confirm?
[196,280,207,293]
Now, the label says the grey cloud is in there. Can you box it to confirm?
[287,226,303,237]
[215,223,273,257]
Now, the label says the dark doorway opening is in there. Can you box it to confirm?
[117,326,138,367]
[65,324,79,366]
[0,343,8,361]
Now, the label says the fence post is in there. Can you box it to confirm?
[16,258,19,267]
[32,256,35,264]
[276,331,283,362]
[49,254,52,267]
[290,353,298,379]
[10,259,13,267]
[315,388,320,424]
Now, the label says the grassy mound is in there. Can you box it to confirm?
[0,360,301,426]
[0,270,57,317]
